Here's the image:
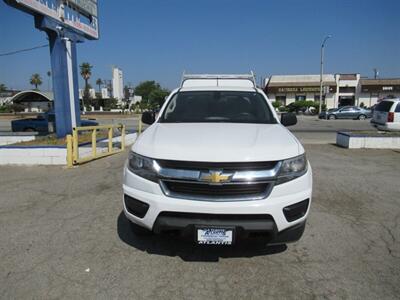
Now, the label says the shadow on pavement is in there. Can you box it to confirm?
[117,211,287,262]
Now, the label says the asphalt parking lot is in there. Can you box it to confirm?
[0,113,374,134]
[0,114,375,147]
[0,144,399,299]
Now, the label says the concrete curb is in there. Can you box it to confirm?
[336,131,400,149]
[0,134,37,146]
[0,132,137,165]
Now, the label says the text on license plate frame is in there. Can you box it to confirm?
[196,227,234,245]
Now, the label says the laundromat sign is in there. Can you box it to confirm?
[269,86,335,93]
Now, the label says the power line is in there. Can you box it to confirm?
[0,44,48,57]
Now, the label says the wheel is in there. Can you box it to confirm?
[328,114,336,120]
[24,128,35,132]
[129,221,152,236]
[358,114,366,120]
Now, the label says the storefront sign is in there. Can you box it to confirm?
[268,86,335,93]
[361,85,400,93]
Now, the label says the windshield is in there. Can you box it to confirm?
[160,91,277,124]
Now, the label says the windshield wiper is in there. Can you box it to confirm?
[204,117,230,121]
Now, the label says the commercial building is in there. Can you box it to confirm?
[0,89,19,105]
[101,87,109,99]
[264,74,400,109]
[265,74,336,107]
[112,67,124,102]
[358,78,400,107]
[79,88,96,99]
[8,90,53,112]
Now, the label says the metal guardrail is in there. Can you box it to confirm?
[66,124,125,167]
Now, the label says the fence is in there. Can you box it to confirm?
[66,124,125,167]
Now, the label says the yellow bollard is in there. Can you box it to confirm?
[66,134,73,168]
[72,128,79,163]
[121,125,126,149]
[138,117,142,135]
[108,127,113,153]
[91,129,97,157]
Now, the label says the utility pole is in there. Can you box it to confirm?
[319,35,332,115]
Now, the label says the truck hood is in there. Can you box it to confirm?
[132,123,302,162]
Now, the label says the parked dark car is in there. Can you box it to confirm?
[319,106,372,120]
[11,112,98,133]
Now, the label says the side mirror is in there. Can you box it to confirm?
[281,112,297,127]
[141,111,155,125]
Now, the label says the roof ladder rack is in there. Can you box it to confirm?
[180,71,257,88]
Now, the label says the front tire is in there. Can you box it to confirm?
[358,114,366,120]
[129,221,153,236]
[328,114,336,120]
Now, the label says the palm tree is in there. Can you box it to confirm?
[80,62,92,91]
[96,78,103,93]
[79,62,92,111]
[30,73,42,90]
[46,70,51,91]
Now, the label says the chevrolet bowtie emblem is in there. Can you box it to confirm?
[201,171,232,183]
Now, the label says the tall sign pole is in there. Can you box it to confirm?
[35,16,83,136]
[319,35,332,115]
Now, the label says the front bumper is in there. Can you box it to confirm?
[122,162,312,243]
[150,211,306,244]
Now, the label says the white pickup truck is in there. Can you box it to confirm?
[123,73,312,246]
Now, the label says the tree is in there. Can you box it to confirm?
[80,62,93,109]
[149,88,170,108]
[134,80,170,110]
[134,81,157,101]
[0,83,6,93]
[30,73,42,90]
[96,78,103,93]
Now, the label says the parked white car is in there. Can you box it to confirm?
[371,98,400,131]
[123,73,312,246]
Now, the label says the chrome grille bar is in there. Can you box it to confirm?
[153,160,281,182]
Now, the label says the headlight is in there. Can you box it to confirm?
[276,154,307,184]
[128,152,159,182]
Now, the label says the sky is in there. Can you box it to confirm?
[0,0,399,91]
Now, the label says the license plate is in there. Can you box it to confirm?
[197,227,234,245]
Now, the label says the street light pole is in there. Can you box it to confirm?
[319,35,332,115]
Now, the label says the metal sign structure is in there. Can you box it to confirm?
[4,0,99,137]
[6,0,99,39]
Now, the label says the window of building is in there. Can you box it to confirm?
[295,95,306,101]
[314,95,325,102]
[339,87,356,93]
[275,96,286,106]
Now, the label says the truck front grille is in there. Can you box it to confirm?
[155,159,279,201]
[160,180,273,201]
[157,159,277,171]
